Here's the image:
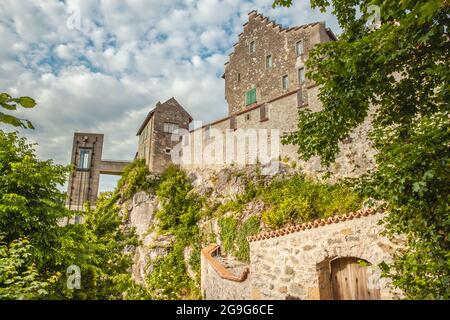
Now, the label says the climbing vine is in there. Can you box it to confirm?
[146,165,202,300]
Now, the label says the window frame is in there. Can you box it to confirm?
[265,54,273,69]
[295,40,304,57]
[282,75,289,90]
[298,67,305,84]
[249,41,256,53]
[78,148,91,169]
[260,104,268,122]
[163,122,180,134]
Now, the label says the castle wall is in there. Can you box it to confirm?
[201,212,403,300]
[248,212,401,300]
[178,86,375,180]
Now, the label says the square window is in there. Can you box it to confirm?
[245,88,257,105]
[282,75,289,90]
[266,55,272,68]
[165,147,172,155]
[298,68,305,84]
[296,40,304,56]
[249,41,255,53]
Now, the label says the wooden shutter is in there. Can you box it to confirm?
[246,88,256,105]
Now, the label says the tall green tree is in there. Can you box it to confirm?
[0,131,69,268]
[277,0,449,298]
[0,131,143,299]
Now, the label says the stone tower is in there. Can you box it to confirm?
[136,97,192,173]
[223,10,336,115]
[66,133,131,211]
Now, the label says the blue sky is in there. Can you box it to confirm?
[0,0,339,192]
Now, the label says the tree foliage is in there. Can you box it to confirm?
[0,131,69,269]
[277,0,449,298]
[0,131,143,299]
[0,93,36,129]
[0,237,51,300]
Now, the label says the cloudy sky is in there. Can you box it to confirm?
[0,0,339,191]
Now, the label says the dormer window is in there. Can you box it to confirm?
[249,41,256,53]
[296,40,304,56]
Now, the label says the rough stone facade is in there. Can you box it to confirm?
[136,97,192,173]
[224,10,335,115]
[178,88,375,180]
[201,211,404,300]
[175,11,375,180]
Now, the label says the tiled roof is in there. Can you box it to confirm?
[247,208,380,242]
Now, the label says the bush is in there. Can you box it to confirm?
[116,159,159,200]
[261,175,362,229]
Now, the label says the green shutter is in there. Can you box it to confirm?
[246,88,256,106]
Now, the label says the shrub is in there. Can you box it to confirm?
[261,175,363,228]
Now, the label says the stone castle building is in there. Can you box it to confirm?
[224,10,335,115]
[67,10,374,209]
[136,97,192,173]
[65,10,396,300]
[201,209,402,300]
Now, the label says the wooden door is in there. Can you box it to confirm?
[331,257,380,300]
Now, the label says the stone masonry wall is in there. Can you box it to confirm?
[248,213,402,300]
[224,11,333,115]
[179,87,375,180]
[201,212,403,300]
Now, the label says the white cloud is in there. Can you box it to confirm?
[0,0,339,191]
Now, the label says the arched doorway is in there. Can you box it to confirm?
[330,257,380,300]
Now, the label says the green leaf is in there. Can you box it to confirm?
[0,93,11,103]
[26,120,35,130]
[18,97,36,108]
[0,102,17,110]
[0,112,25,128]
